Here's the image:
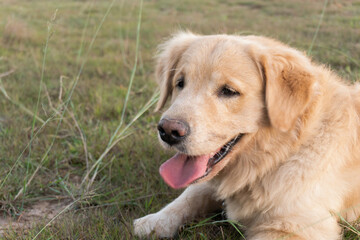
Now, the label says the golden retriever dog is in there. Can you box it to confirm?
[133,32,360,239]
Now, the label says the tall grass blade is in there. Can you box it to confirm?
[81,0,145,189]
[13,0,117,200]
[307,0,329,55]
[21,9,57,205]
[107,0,143,148]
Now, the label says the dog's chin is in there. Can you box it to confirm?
[158,134,245,189]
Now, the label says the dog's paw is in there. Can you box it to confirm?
[133,212,180,238]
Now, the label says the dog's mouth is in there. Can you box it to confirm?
[159,134,244,189]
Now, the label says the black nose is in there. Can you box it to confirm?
[157,118,189,145]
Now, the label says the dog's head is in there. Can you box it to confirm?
[155,32,316,189]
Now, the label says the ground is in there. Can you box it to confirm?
[0,0,359,239]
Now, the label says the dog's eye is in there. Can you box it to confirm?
[176,76,185,89]
[219,85,240,97]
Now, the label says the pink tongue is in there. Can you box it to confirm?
[159,153,210,189]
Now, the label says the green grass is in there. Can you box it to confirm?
[0,0,359,239]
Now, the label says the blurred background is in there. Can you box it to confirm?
[0,0,359,239]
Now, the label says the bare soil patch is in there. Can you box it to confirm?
[0,200,71,235]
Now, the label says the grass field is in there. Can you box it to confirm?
[0,0,359,239]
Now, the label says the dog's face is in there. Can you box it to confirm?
[155,32,316,189]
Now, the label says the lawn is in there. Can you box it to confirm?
[0,0,359,239]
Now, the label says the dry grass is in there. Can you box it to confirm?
[3,17,33,44]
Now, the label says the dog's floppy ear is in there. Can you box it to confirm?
[252,44,317,132]
[155,32,198,111]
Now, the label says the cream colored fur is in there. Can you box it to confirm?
[134,32,360,239]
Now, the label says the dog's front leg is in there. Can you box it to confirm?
[133,182,221,238]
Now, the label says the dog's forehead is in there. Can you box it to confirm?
[182,37,246,65]
[178,37,260,89]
